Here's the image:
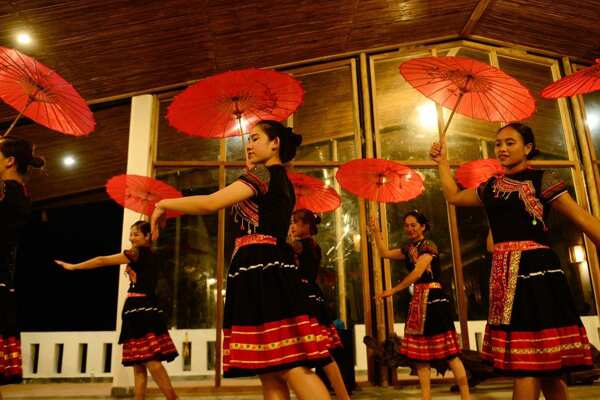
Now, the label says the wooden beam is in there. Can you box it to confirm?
[461,0,493,37]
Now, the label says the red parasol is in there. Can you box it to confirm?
[287,171,341,213]
[106,174,183,219]
[335,159,424,203]
[541,59,600,99]
[166,68,304,138]
[399,56,536,139]
[455,159,504,189]
[0,46,95,137]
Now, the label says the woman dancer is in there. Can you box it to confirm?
[56,221,178,400]
[369,211,470,400]
[0,137,44,398]
[430,122,600,400]
[290,208,351,400]
[151,120,332,400]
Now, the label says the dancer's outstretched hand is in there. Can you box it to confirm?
[55,260,77,271]
[429,140,447,164]
[375,289,395,300]
[151,205,166,241]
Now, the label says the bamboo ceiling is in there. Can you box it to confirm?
[1,0,598,200]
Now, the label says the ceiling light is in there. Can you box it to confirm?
[16,32,32,45]
[62,155,76,167]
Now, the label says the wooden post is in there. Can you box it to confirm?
[434,99,470,349]
[214,138,227,387]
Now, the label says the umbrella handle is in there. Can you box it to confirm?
[439,91,465,142]
[235,113,251,166]
[1,99,32,137]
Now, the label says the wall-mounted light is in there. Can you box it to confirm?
[568,244,586,263]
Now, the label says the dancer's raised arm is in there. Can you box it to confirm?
[368,215,405,260]
[429,140,481,207]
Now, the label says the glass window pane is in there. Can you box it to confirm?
[290,65,358,161]
[373,49,498,161]
[497,57,569,159]
[296,167,364,325]
[157,96,222,161]
[383,169,458,323]
[548,169,596,316]
[155,168,220,328]
[581,90,600,159]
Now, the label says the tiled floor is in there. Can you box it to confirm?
[2,381,600,399]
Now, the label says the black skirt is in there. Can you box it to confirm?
[301,279,343,351]
[119,295,178,366]
[223,235,332,378]
[400,286,461,363]
[0,281,22,385]
[482,246,592,376]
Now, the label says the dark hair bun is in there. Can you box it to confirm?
[29,157,45,169]
[527,148,540,160]
[257,120,303,163]
[292,131,303,147]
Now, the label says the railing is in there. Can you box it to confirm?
[21,316,600,379]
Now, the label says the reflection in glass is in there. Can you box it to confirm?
[155,168,219,328]
[294,167,364,325]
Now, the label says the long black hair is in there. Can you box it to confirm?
[256,120,303,163]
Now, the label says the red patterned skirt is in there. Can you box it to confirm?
[119,294,178,366]
[481,243,592,376]
[1,283,22,385]
[223,234,332,377]
[400,283,461,362]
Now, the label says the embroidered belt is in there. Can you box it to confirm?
[405,282,442,335]
[127,292,147,298]
[488,240,549,325]
[232,234,277,259]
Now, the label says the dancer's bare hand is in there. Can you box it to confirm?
[375,289,395,300]
[368,215,379,235]
[125,266,137,284]
[151,205,167,241]
[429,140,447,164]
[55,260,77,271]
